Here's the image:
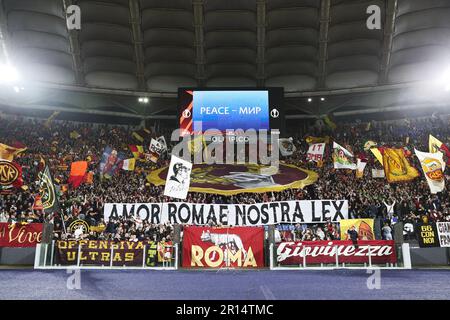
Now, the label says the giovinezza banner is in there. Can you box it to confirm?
[277,240,397,265]
[182,226,264,268]
[0,223,43,247]
[104,200,348,226]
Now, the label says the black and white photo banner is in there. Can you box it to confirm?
[104,200,348,226]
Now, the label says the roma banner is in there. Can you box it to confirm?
[382,148,419,183]
[277,240,397,265]
[436,222,450,247]
[182,226,264,268]
[416,222,440,248]
[333,142,356,169]
[340,219,375,240]
[148,163,318,196]
[104,200,349,226]
[306,143,325,162]
[0,223,43,247]
[414,149,445,194]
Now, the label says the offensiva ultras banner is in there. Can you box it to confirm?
[104,200,348,226]
[277,240,397,265]
[182,226,264,268]
[56,240,173,266]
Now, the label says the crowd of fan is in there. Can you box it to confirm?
[1,113,450,242]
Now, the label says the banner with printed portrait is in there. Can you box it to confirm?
[340,219,375,240]
[99,147,126,178]
[182,226,264,268]
[163,155,192,200]
[279,138,297,157]
[333,142,356,169]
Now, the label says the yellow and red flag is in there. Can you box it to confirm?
[382,148,419,183]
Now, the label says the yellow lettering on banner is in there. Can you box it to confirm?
[79,251,87,261]
[191,245,204,267]
[67,252,76,261]
[205,246,223,268]
[227,249,242,267]
[135,242,144,250]
[424,238,435,244]
[88,251,99,260]
[88,241,97,249]
[101,252,110,261]
[98,241,108,249]
[113,252,122,262]
[58,241,66,249]
[68,240,77,249]
[421,231,434,238]
[79,240,87,248]
[125,253,134,261]
[243,247,257,267]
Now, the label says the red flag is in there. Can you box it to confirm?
[440,144,450,165]
[68,161,88,188]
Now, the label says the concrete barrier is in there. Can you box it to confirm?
[0,247,36,265]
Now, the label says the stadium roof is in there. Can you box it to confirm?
[0,0,449,120]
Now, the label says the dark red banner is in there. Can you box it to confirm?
[0,223,43,247]
[182,226,264,268]
[277,240,397,265]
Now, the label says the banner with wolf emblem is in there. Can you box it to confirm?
[182,226,264,268]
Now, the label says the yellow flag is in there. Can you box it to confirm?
[0,143,27,161]
[383,148,419,183]
[370,148,383,166]
[305,136,330,144]
[429,134,443,153]
[188,135,206,154]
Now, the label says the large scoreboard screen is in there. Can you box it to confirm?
[178,88,284,136]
